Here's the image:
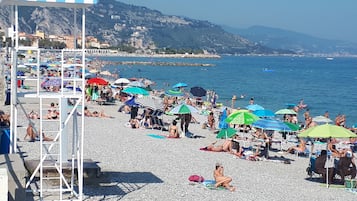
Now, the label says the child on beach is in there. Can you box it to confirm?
[213,163,236,192]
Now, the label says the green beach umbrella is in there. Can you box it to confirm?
[168,104,198,114]
[275,109,297,115]
[284,122,300,131]
[298,124,357,138]
[225,111,260,125]
[122,87,149,96]
[216,127,237,139]
[298,124,357,188]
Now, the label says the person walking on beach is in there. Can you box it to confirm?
[214,163,236,192]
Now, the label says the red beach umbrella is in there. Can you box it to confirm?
[87,77,108,85]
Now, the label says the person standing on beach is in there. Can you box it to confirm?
[180,113,192,135]
[207,112,216,131]
[213,163,235,191]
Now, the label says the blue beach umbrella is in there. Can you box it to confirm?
[246,104,264,111]
[122,87,149,96]
[252,119,291,131]
[253,109,275,118]
[172,82,188,88]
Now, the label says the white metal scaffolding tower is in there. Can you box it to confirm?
[0,0,98,200]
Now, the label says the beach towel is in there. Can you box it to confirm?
[319,184,345,188]
[202,180,226,190]
[147,134,166,139]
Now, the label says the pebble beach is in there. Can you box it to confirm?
[7,92,356,201]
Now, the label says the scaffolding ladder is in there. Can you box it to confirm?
[21,48,86,201]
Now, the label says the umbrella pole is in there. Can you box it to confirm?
[326,142,330,188]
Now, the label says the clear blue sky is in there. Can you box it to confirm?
[118,0,357,43]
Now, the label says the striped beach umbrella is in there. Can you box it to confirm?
[168,104,198,114]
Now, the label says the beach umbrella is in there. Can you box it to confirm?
[219,108,229,129]
[252,119,292,131]
[128,81,146,88]
[87,77,108,85]
[190,86,207,97]
[165,89,184,97]
[284,122,300,131]
[122,87,149,96]
[275,108,297,115]
[298,124,357,139]
[17,71,25,76]
[169,104,198,115]
[137,96,162,109]
[114,78,130,86]
[172,82,188,88]
[298,124,357,187]
[225,111,260,125]
[246,104,264,111]
[312,115,333,124]
[80,68,90,74]
[85,73,95,79]
[253,109,275,118]
[216,127,237,139]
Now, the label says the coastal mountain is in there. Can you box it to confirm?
[0,0,292,55]
[223,25,357,55]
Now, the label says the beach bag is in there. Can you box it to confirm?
[188,175,205,182]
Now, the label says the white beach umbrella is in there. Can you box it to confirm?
[114,78,130,86]
[312,115,333,124]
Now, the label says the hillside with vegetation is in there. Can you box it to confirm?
[0,0,292,55]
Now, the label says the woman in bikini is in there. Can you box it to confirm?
[168,120,179,138]
[213,163,236,191]
[207,112,216,131]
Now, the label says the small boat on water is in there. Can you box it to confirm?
[326,57,334,61]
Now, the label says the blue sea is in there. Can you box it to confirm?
[100,55,357,127]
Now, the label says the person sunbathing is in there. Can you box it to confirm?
[202,140,233,152]
[25,123,54,142]
[286,138,306,154]
[24,123,37,141]
[84,106,113,118]
[213,163,236,192]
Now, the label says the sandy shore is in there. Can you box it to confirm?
[7,94,357,201]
